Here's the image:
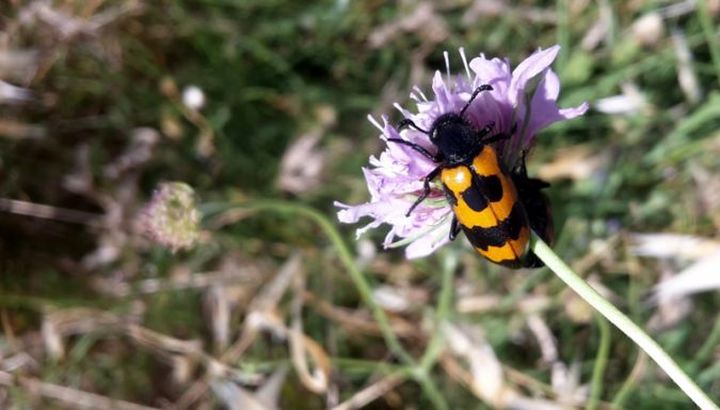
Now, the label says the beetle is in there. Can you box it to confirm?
[387,84,551,268]
[510,157,554,268]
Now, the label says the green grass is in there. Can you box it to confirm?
[1,0,720,408]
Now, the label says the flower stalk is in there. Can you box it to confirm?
[531,232,718,410]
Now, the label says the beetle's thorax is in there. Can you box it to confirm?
[429,113,484,165]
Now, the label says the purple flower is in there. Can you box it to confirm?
[335,45,588,259]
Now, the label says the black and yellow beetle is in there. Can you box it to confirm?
[510,159,554,268]
[387,84,553,268]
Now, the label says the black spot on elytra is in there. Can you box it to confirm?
[461,202,527,251]
[478,174,503,202]
[461,185,488,212]
[460,174,504,212]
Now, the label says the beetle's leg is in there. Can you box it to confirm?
[449,216,461,241]
[513,150,530,177]
[480,121,517,144]
[476,121,496,139]
[481,132,511,145]
[386,138,442,162]
[406,165,443,216]
[397,118,430,134]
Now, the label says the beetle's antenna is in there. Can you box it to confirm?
[397,118,430,134]
[460,84,493,117]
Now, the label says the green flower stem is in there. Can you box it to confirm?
[587,314,611,410]
[694,314,720,368]
[414,372,449,410]
[405,252,460,410]
[698,362,720,386]
[202,200,415,366]
[531,233,719,410]
[204,201,452,409]
[419,252,457,373]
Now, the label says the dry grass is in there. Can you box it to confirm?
[1,0,720,408]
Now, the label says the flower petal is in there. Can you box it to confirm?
[509,45,561,106]
[469,55,511,88]
[559,102,590,119]
[406,233,450,258]
[405,221,452,259]
[431,71,455,113]
[517,69,589,155]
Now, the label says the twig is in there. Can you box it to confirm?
[0,370,158,410]
[331,372,406,410]
[0,198,102,226]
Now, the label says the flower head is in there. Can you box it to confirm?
[140,182,200,252]
[336,45,588,258]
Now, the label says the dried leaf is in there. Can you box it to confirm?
[672,30,702,104]
[631,12,665,47]
[537,145,607,181]
[630,233,720,260]
[290,264,330,394]
[442,322,516,407]
[211,380,271,410]
[550,361,588,407]
[526,314,557,364]
[368,2,447,48]
[648,271,694,331]
[205,285,231,351]
[210,366,288,410]
[594,83,647,115]
[653,253,720,299]
[277,133,326,195]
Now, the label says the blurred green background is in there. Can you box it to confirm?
[1,0,720,408]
